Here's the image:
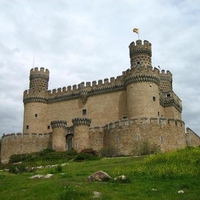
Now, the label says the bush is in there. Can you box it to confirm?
[38,148,55,156]
[65,150,78,159]
[74,153,100,162]
[9,149,78,165]
[55,165,63,173]
[100,146,119,157]
[9,153,35,163]
[80,148,98,156]
[132,140,160,156]
[8,164,35,174]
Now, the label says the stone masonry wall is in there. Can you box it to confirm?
[1,133,51,164]
[48,90,127,128]
[89,117,186,155]
[89,127,104,152]
[186,128,200,147]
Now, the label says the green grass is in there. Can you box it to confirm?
[0,147,200,199]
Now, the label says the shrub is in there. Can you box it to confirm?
[38,148,55,156]
[55,165,63,173]
[9,149,78,166]
[9,153,35,163]
[65,150,78,157]
[74,153,100,162]
[8,164,35,174]
[80,148,98,156]
[132,140,160,156]
[100,146,119,157]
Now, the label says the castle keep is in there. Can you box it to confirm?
[1,39,199,164]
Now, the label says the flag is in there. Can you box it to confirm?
[133,28,139,34]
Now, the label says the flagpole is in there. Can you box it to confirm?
[133,28,139,40]
[33,57,35,68]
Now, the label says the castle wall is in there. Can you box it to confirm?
[89,127,104,152]
[1,133,51,164]
[186,128,200,147]
[47,90,127,128]
[89,118,186,155]
[48,99,81,128]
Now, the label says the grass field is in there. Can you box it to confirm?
[0,147,200,199]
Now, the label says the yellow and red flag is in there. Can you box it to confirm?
[133,28,139,34]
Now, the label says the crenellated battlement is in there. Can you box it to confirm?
[72,118,91,126]
[30,67,49,79]
[101,117,185,130]
[28,65,173,102]
[129,40,152,68]
[160,69,172,77]
[23,90,48,103]
[129,40,152,57]
[24,64,179,106]
[45,74,126,103]
[51,120,67,129]
[48,75,125,94]
[88,117,185,134]
[125,66,160,86]
[29,67,49,92]
[159,70,172,82]
[2,132,51,140]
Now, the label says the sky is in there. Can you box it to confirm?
[0,0,200,137]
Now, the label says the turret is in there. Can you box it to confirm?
[72,118,91,152]
[126,40,163,119]
[159,70,172,92]
[129,40,152,68]
[22,67,50,134]
[29,67,49,92]
[51,120,67,151]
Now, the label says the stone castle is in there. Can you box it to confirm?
[1,39,200,164]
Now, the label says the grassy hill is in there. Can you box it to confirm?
[0,146,200,199]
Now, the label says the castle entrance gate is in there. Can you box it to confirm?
[66,134,73,150]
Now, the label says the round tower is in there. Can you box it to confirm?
[23,67,50,134]
[126,40,163,119]
[29,67,49,92]
[51,120,67,151]
[72,118,91,152]
[129,40,152,68]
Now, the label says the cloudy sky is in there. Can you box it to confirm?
[0,0,200,137]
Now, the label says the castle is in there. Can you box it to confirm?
[1,39,200,164]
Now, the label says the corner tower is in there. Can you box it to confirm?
[125,40,163,119]
[23,67,50,134]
